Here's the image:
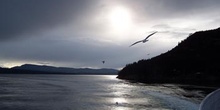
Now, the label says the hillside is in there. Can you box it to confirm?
[11,64,118,75]
[0,67,54,74]
[117,28,220,86]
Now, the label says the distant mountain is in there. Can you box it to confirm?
[12,64,118,75]
[117,28,220,86]
[0,66,53,74]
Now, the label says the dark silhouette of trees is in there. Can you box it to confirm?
[117,28,220,86]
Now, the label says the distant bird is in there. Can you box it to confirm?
[102,61,105,64]
[116,102,118,105]
[129,31,157,47]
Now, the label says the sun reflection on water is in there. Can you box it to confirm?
[113,97,127,104]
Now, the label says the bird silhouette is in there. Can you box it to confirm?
[129,31,157,47]
[102,61,105,64]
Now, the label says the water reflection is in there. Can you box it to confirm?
[105,76,156,110]
[113,97,127,104]
[0,75,200,110]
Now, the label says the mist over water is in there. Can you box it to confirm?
[0,74,202,110]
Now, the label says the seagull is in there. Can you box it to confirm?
[129,31,157,47]
[116,102,118,105]
[102,61,105,64]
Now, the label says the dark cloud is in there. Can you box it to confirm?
[121,0,220,22]
[1,0,220,68]
[0,36,137,68]
[0,0,96,40]
[2,0,219,40]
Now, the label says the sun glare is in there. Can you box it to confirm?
[108,6,132,31]
[2,62,23,68]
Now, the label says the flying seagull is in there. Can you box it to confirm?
[129,31,157,47]
[102,61,105,64]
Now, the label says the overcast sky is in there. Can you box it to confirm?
[1,0,220,69]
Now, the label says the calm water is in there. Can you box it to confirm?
[0,74,204,110]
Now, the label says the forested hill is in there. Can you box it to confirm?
[117,28,220,86]
[1,64,118,75]
[12,64,118,75]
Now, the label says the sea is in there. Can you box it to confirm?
[0,74,212,110]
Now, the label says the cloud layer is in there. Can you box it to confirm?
[1,0,220,69]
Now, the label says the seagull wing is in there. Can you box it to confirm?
[129,40,143,47]
[144,31,158,40]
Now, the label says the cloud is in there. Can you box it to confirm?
[118,0,220,23]
[0,35,136,68]
[2,0,219,41]
[0,0,97,40]
[1,0,220,69]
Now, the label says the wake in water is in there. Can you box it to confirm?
[0,74,215,110]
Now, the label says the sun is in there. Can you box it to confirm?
[108,6,132,31]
